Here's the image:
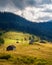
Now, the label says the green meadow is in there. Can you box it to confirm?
[0,31,52,65]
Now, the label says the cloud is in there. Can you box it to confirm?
[0,0,7,8]
[42,9,52,13]
[11,0,52,9]
[36,16,52,22]
[12,0,37,9]
[0,0,52,9]
[0,0,52,22]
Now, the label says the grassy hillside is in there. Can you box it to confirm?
[0,31,52,65]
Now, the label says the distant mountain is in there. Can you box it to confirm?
[0,12,52,41]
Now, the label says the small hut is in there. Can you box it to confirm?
[6,45,16,51]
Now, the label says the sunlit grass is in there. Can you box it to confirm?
[0,31,52,65]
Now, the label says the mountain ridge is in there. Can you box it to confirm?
[0,12,52,41]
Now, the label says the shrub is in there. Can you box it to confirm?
[37,59,47,65]
[0,38,4,45]
[29,39,34,45]
[29,37,32,40]
[37,62,46,65]
[40,40,46,43]
[24,38,27,41]
[0,55,11,60]
[0,32,3,36]
[17,56,36,64]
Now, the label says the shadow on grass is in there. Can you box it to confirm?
[0,54,11,60]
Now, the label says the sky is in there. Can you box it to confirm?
[0,0,52,22]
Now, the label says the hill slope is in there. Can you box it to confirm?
[0,31,52,65]
[0,12,52,41]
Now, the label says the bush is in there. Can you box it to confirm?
[29,37,32,40]
[0,38,4,45]
[37,59,47,65]
[40,40,46,43]
[29,39,34,45]
[0,55,11,60]
[37,62,46,65]
[17,56,36,64]
[0,32,3,36]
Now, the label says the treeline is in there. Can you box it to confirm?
[0,12,52,41]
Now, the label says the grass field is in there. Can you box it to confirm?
[0,31,52,65]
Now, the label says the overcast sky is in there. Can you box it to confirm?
[0,0,52,22]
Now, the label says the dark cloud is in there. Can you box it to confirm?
[0,0,52,22]
[25,0,36,6]
[12,0,52,9]
[42,9,52,13]
[42,0,52,4]
[37,16,52,21]
[0,0,52,10]
[12,0,24,9]
[36,0,52,4]
[0,0,8,7]
[12,0,36,9]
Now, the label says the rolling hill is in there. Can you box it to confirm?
[0,12,52,65]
